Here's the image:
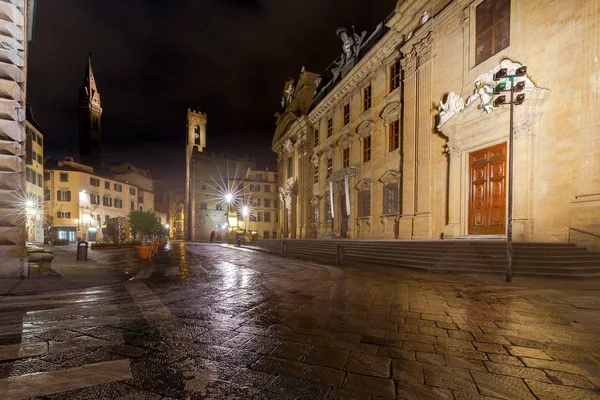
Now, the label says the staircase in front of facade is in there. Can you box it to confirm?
[250,239,600,279]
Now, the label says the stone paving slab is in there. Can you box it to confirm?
[0,242,599,399]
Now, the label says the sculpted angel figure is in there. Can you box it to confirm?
[466,80,495,113]
[336,27,367,64]
[285,83,294,104]
[437,92,465,128]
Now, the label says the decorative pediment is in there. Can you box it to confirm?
[380,101,401,124]
[356,120,373,138]
[325,145,334,160]
[337,133,352,150]
[379,170,400,184]
[436,58,544,131]
[355,178,372,191]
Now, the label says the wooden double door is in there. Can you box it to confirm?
[469,143,507,235]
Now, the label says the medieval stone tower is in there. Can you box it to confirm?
[78,53,103,165]
[186,109,207,240]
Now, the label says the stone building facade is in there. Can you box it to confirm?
[231,168,279,240]
[273,0,600,247]
[25,107,48,243]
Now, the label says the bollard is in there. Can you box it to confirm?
[76,240,89,261]
[336,244,345,265]
[282,241,287,254]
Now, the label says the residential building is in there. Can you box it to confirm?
[44,157,153,242]
[169,190,186,240]
[0,1,34,278]
[24,106,49,243]
[231,168,279,240]
[100,162,155,214]
[273,0,600,247]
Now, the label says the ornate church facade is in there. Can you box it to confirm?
[273,0,600,247]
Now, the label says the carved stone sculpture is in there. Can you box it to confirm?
[437,92,465,128]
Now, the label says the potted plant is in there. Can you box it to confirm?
[128,210,162,259]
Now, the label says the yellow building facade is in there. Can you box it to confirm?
[231,168,280,240]
[273,0,600,247]
[24,108,48,244]
[44,158,153,242]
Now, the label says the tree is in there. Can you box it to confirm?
[128,210,162,245]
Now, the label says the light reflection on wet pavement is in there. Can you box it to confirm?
[0,242,599,399]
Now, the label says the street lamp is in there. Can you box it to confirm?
[493,66,527,282]
[242,206,249,237]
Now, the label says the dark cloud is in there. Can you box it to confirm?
[27,0,396,188]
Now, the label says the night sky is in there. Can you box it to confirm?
[27,0,396,189]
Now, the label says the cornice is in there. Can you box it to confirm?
[308,30,403,125]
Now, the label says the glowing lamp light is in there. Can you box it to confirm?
[222,223,229,229]
[164,223,170,229]
[224,193,234,203]
[228,217,238,228]
[27,208,37,216]
[25,200,34,208]
[242,206,249,217]
[83,215,91,224]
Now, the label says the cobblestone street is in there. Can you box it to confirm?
[1,243,599,399]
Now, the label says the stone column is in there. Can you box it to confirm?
[413,33,434,238]
[443,136,462,239]
[399,48,417,238]
[294,134,308,239]
[0,1,27,278]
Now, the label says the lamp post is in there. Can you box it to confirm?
[242,206,249,239]
[493,66,527,283]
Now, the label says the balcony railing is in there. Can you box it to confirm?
[331,166,359,182]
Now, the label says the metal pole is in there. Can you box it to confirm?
[506,83,514,282]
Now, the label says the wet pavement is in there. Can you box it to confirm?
[0,242,599,399]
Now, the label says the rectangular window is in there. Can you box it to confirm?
[264,199,271,208]
[363,136,372,162]
[274,199,278,209]
[358,189,371,217]
[216,204,223,211]
[102,196,113,207]
[389,120,400,151]
[37,134,43,146]
[44,171,50,181]
[105,181,110,189]
[57,212,71,219]
[250,184,260,192]
[314,165,319,184]
[115,199,123,209]
[327,117,333,137]
[272,231,277,239]
[114,183,122,192]
[37,173,43,187]
[287,157,293,179]
[130,200,135,210]
[90,193,100,205]
[263,231,270,240]
[105,215,110,224]
[37,154,43,164]
[325,196,332,222]
[257,212,263,222]
[44,188,50,201]
[90,177,100,187]
[264,184,270,192]
[314,129,319,147]
[327,158,332,178]
[25,133,32,165]
[363,85,372,111]
[57,189,71,202]
[383,182,400,214]
[256,173,263,181]
[390,60,401,92]
[475,0,510,65]
[264,212,271,222]
[129,188,136,195]
[343,103,350,126]
[312,203,319,223]
[31,170,36,185]
[200,203,207,210]
[343,148,350,168]
[32,151,37,163]
[59,173,68,182]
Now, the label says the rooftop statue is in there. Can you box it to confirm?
[336,26,367,65]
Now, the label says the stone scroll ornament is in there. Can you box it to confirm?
[436,59,538,129]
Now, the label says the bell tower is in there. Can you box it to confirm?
[78,52,103,165]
